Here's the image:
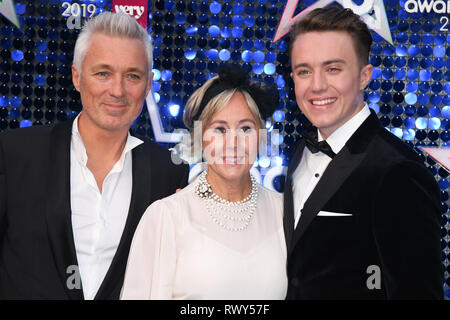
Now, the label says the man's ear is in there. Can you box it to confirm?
[72,65,81,92]
[360,64,373,90]
[145,71,153,97]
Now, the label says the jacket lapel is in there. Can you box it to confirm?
[289,111,381,253]
[283,140,306,254]
[45,118,84,299]
[290,147,366,251]
[94,141,152,299]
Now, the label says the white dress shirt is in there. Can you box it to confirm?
[292,105,371,228]
[70,113,143,300]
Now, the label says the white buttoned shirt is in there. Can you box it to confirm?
[70,114,143,299]
[292,105,371,228]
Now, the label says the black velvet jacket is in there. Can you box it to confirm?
[283,110,443,299]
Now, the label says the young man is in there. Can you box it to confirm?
[284,6,443,299]
[0,12,189,299]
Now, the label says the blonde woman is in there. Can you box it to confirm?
[121,64,287,299]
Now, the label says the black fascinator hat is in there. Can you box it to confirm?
[192,64,279,122]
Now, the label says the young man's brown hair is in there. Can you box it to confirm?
[289,6,373,67]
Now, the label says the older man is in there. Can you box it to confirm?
[0,12,189,299]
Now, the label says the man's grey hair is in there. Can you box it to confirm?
[73,11,153,78]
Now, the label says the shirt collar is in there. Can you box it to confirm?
[318,104,371,154]
[71,112,143,169]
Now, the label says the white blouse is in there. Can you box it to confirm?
[121,175,287,300]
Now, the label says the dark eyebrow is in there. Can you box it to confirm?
[293,59,347,70]
[322,59,346,66]
[293,63,310,70]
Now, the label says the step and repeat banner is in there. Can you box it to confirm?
[0,0,449,298]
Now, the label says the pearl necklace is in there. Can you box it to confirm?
[195,170,258,232]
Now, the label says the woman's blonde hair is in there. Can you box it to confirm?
[183,76,265,131]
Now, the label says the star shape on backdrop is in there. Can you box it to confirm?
[421,147,450,172]
[0,0,19,28]
[145,94,187,143]
[273,0,393,44]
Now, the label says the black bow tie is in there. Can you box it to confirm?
[302,130,336,159]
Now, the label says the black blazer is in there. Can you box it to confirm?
[283,110,443,299]
[0,118,189,299]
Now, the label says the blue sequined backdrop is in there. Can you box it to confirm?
[0,0,448,298]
